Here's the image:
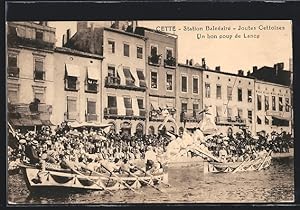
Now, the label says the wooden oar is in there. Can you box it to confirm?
[257,151,272,171]
[232,157,250,174]
[192,147,222,163]
[100,163,138,193]
[123,168,164,193]
[67,162,114,195]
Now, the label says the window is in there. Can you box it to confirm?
[248,110,253,123]
[272,96,276,111]
[248,90,252,103]
[108,66,116,77]
[181,103,187,113]
[67,97,77,113]
[193,77,199,94]
[34,91,45,103]
[193,104,199,117]
[150,45,158,57]
[227,107,232,118]
[181,75,187,92]
[66,76,78,90]
[137,98,144,109]
[87,100,96,114]
[34,59,45,80]
[8,55,19,78]
[108,40,115,53]
[279,97,283,111]
[123,67,134,86]
[257,116,262,124]
[265,96,269,111]
[137,69,146,87]
[151,71,158,89]
[36,31,43,40]
[123,43,130,57]
[137,46,143,59]
[257,95,262,110]
[108,96,117,107]
[237,109,243,118]
[124,98,132,108]
[166,48,173,60]
[216,106,222,117]
[86,79,98,92]
[8,89,18,104]
[216,85,221,99]
[285,98,290,112]
[227,86,232,101]
[205,83,210,98]
[166,73,173,91]
[238,88,242,102]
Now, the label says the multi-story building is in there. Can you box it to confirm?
[177,62,203,130]
[201,66,255,134]
[64,21,147,135]
[7,21,56,130]
[253,72,292,135]
[135,27,178,135]
[52,47,103,125]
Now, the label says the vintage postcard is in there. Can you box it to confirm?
[7,20,294,204]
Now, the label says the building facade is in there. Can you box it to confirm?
[177,63,203,130]
[254,80,292,134]
[52,47,103,125]
[201,68,255,134]
[135,27,178,135]
[7,21,56,130]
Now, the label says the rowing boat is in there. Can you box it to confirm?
[203,152,272,173]
[19,163,167,193]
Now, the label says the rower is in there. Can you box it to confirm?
[144,146,160,172]
[218,146,228,162]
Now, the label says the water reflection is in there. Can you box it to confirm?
[8,157,294,204]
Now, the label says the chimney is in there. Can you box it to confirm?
[202,58,206,68]
[186,59,189,65]
[189,59,194,66]
[66,29,71,41]
[215,66,221,72]
[62,34,66,46]
[277,62,284,70]
[253,66,258,72]
[238,70,244,76]
[247,70,251,76]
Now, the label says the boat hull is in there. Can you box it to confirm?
[21,166,166,193]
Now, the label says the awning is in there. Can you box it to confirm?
[20,118,34,127]
[272,115,291,121]
[41,120,54,126]
[87,67,99,80]
[117,96,126,115]
[137,70,145,80]
[70,121,112,128]
[117,66,126,85]
[130,69,139,87]
[10,119,22,126]
[132,98,139,116]
[65,64,80,77]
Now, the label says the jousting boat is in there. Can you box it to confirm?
[203,151,272,173]
[19,163,167,193]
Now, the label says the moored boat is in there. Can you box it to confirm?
[19,164,167,193]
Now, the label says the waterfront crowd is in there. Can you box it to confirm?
[8,122,293,172]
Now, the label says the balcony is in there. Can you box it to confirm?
[215,116,246,126]
[7,67,20,78]
[34,70,45,81]
[105,76,146,91]
[164,57,176,69]
[86,113,98,122]
[180,112,203,123]
[148,55,162,66]
[104,107,146,120]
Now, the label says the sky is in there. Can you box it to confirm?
[48,20,293,74]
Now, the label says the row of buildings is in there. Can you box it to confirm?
[7,21,293,136]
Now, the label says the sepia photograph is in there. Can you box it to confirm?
[6,19,294,204]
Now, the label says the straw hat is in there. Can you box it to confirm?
[32,140,38,146]
[19,139,26,144]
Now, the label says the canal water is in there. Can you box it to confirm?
[7,157,294,204]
